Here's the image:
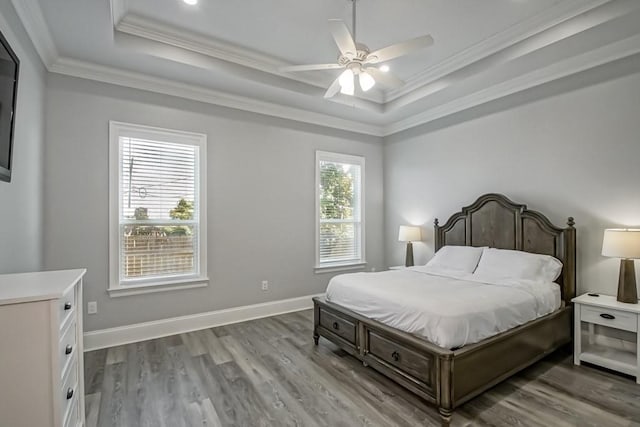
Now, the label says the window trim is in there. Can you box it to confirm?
[315,150,366,272]
[108,121,208,295]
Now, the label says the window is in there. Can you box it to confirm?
[109,122,207,295]
[316,151,365,270]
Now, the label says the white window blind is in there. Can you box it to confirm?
[109,122,207,292]
[316,151,365,268]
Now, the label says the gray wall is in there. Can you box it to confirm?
[0,2,46,273]
[44,74,384,331]
[384,64,640,297]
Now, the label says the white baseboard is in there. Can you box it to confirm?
[84,293,324,351]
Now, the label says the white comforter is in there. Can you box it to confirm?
[325,266,561,349]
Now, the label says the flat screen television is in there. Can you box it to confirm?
[0,29,19,183]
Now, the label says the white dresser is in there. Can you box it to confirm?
[0,269,86,427]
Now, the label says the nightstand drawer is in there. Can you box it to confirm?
[581,305,637,332]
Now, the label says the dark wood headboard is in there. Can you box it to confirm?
[434,193,576,304]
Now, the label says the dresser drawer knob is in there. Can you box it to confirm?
[65,345,73,355]
[66,388,74,400]
[600,313,615,320]
[64,302,72,311]
[391,351,400,362]
[332,322,339,330]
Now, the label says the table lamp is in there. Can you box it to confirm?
[602,229,640,304]
[398,225,422,267]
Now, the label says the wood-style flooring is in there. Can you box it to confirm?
[84,309,640,427]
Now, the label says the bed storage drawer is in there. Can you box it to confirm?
[367,329,433,386]
[318,307,357,345]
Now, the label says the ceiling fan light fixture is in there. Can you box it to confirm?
[281,0,433,99]
[340,83,355,96]
[339,68,353,86]
[359,71,375,92]
[339,69,355,95]
[183,0,198,5]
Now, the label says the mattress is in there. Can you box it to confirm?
[325,266,561,349]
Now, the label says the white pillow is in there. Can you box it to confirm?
[425,245,485,273]
[473,248,563,282]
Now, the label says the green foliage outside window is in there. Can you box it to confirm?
[165,198,194,235]
[126,198,194,236]
[170,199,194,220]
[320,163,354,220]
[319,162,357,261]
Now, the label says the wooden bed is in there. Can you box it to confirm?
[313,193,576,425]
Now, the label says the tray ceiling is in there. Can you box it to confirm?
[124,0,562,80]
[15,0,640,135]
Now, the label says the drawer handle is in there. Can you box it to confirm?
[391,351,400,362]
[66,388,74,400]
[332,322,339,330]
[64,302,72,311]
[600,313,615,320]
[65,345,73,355]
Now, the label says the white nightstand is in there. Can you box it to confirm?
[389,265,407,270]
[573,293,640,383]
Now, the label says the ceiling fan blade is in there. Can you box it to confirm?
[366,68,405,89]
[366,35,434,63]
[280,63,343,72]
[324,76,342,99]
[328,19,357,56]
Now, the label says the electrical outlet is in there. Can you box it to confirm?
[261,280,269,291]
[370,267,376,272]
[87,301,98,314]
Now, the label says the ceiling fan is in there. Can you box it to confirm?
[280,0,434,98]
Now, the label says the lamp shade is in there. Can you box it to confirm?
[602,229,640,259]
[398,225,421,242]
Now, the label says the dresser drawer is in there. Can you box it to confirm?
[64,392,79,427]
[61,360,78,421]
[59,320,77,378]
[367,330,433,385]
[581,305,637,332]
[319,307,357,345]
[58,285,76,330]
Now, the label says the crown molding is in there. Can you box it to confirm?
[37,26,640,139]
[112,29,384,114]
[9,0,58,67]
[385,0,613,103]
[49,57,385,137]
[42,28,640,139]
[117,14,291,79]
[111,0,128,27]
[384,33,640,136]
[384,0,638,113]
[114,11,386,105]
[110,0,614,112]
[11,0,640,138]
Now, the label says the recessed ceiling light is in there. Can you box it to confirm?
[379,65,390,73]
[183,0,198,5]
